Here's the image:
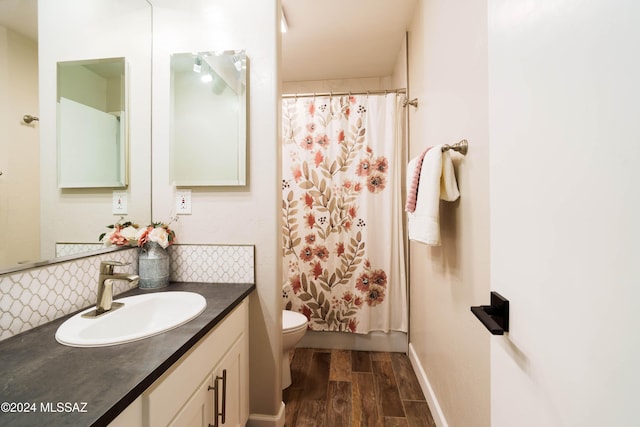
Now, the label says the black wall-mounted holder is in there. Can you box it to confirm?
[471,292,509,335]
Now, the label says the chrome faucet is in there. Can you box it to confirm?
[95,261,139,315]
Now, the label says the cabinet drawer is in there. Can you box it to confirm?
[144,300,247,427]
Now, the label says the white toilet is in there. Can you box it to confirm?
[282,310,308,389]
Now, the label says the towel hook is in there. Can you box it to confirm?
[441,139,468,155]
[23,114,39,124]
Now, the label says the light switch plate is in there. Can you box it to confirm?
[176,190,192,215]
[112,191,127,214]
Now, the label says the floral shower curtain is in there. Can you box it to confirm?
[282,94,407,334]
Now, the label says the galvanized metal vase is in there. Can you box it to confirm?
[138,242,170,289]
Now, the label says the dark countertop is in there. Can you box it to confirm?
[0,282,255,427]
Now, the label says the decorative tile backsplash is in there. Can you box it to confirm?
[170,245,254,284]
[0,244,255,342]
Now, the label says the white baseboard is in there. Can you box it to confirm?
[247,402,285,427]
[408,343,449,427]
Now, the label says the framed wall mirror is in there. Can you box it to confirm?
[57,57,128,188]
[0,0,152,272]
[170,50,247,186]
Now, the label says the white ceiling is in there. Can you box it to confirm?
[281,0,417,82]
[0,0,418,83]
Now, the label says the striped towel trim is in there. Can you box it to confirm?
[405,147,432,213]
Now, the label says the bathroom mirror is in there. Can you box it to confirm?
[0,0,152,273]
[170,50,247,186]
[57,57,128,188]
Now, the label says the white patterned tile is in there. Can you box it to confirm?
[21,306,34,321]
[53,280,64,295]
[0,292,11,312]
[27,294,41,310]
[0,277,11,295]
[9,300,23,317]
[28,311,41,326]
[60,286,71,299]
[38,268,51,282]
[0,311,12,330]
[169,245,254,284]
[19,288,33,306]
[45,291,57,306]
[53,294,64,309]
[9,283,23,300]
[37,299,49,316]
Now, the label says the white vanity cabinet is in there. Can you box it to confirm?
[109,299,249,427]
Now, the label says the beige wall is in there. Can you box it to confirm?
[0,27,39,266]
[150,0,282,422]
[405,0,490,426]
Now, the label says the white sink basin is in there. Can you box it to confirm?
[55,291,207,347]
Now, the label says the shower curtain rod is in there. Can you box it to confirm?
[282,88,407,98]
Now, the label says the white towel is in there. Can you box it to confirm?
[407,145,460,245]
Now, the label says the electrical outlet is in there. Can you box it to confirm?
[112,191,127,214]
[176,190,192,215]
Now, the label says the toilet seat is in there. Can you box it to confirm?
[283,310,308,333]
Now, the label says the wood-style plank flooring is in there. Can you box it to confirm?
[283,348,436,427]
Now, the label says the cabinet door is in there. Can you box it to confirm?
[144,301,248,427]
[212,333,248,427]
[169,375,213,427]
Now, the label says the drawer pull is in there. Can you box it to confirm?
[211,369,227,426]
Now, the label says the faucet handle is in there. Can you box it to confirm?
[100,260,129,274]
